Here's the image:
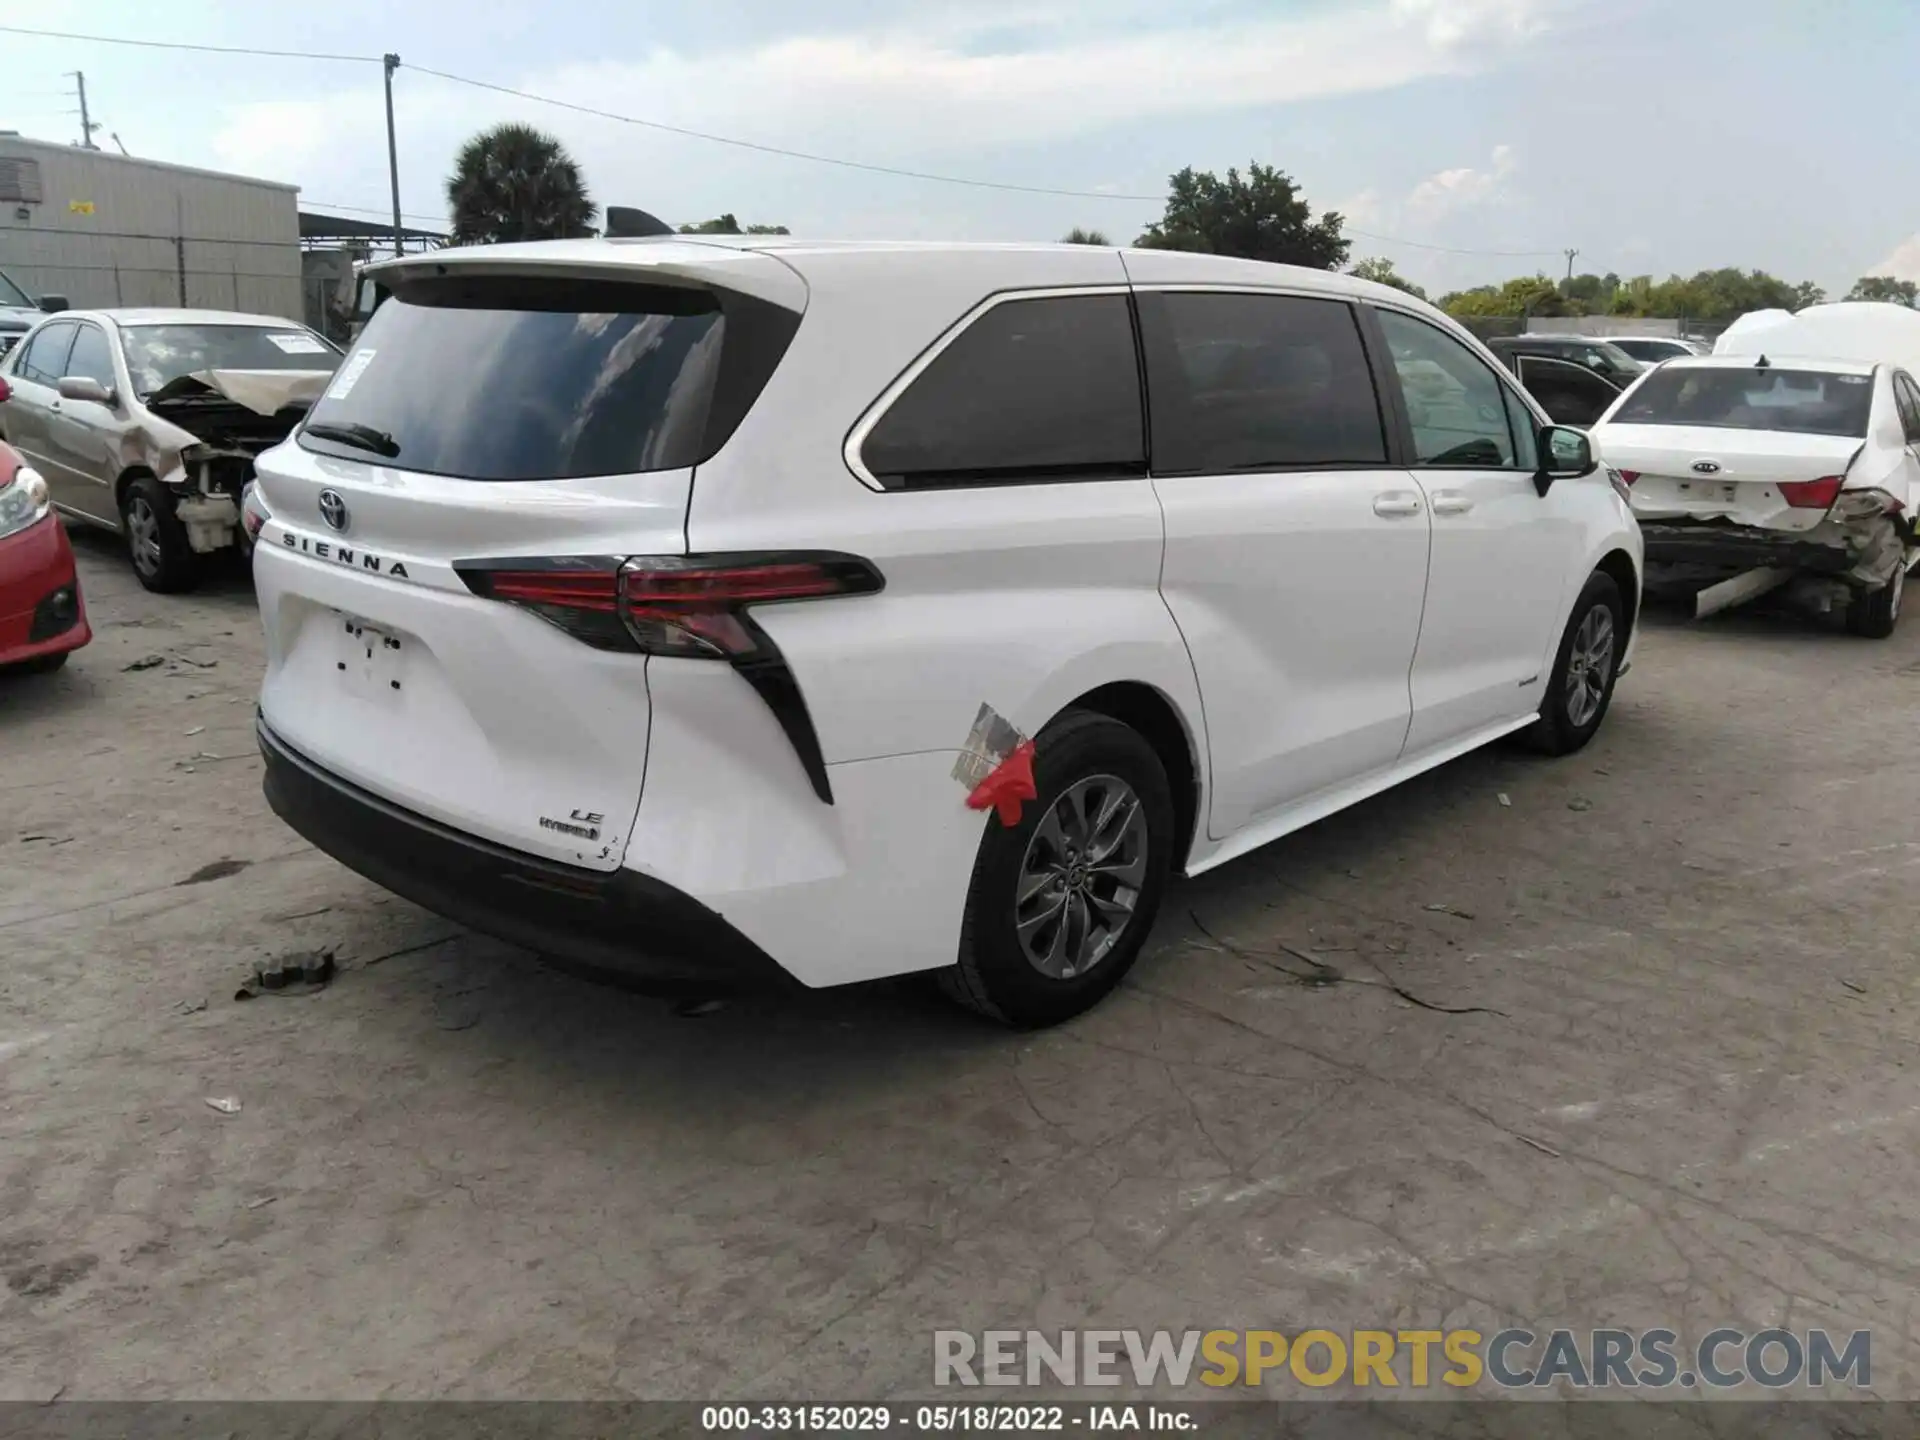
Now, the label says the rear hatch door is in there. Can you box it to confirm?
[253,251,805,870]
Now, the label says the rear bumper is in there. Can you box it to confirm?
[0,515,90,667]
[1639,520,1855,576]
[257,719,798,993]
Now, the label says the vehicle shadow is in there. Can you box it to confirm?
[325,716,1609,1120]
[1638,588,1852,641]
[66,526,258,604]
[0,651,101,720]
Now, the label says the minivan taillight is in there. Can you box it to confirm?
[620,556,883,659]
[456,552,885,805]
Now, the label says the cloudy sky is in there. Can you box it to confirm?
[4,0,1915,296]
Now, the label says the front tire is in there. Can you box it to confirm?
[1846,563,1905,639]
[1523,571,1625,756]
[941,709,1174,1028]
[120,476,199,594]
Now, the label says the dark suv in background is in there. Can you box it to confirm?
[0,269,66,360]
[1489,334,1647,429]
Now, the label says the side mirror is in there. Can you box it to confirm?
[1534,425,1595,495]
[37,295,68,314]
[57,375,114,406]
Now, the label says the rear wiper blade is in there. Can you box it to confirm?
[304,420,399,458]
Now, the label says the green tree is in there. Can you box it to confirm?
[1136,163,1349,269]
[1440,274,1566,318]
[1440,267,1825,322]
[678,213,790,235]
[1061,227,1111,245]
[1847,275,1918,306]
[446,123,595,246]
[1348,257,1426,300]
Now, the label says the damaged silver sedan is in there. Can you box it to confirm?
[0,309,340,592]
[1590,355,1920,637]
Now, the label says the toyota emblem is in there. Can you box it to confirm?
[318,489,349,532]
[1691,461,1722,475]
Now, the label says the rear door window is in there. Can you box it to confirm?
[858,293,1144,489]
[300,274,798,481]
[1895,374,1920,443]
[1135,292,1387,473]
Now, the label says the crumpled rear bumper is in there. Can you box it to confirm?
[1640,516,1905,588]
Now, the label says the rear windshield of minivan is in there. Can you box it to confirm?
[1610,367,1874,438]
[298,274,798,480]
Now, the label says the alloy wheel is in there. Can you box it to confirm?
[127,496,162,578]
[1014,774,1150,980]
[1564,603,1615,730]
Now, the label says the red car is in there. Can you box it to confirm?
[0,436,89,673]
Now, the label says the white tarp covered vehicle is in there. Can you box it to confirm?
[1591,310,1920,636]
[1714,301,1920,375]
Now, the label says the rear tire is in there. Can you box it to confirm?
[120,475,199,594]
[940,709,1173,1028]
[1522,571,1625,756]
[1846,563,1905,639]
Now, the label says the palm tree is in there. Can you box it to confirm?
[446,124,596,246]
[1061,227,1111,245]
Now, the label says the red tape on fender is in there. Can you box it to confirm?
[966,739,1037,827]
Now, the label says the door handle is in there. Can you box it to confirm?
[1372,493,1422,518]
[1430,491,1474,516]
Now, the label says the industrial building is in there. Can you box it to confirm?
[0,132,304,320]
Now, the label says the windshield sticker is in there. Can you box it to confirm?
[268,332,330,356]
[325,349,376,400]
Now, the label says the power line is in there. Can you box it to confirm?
[405,63,1169,204]
[1346,228,1568,259]
[3,20,1577,261]
[0,23,379,64]
[308,199,451,226]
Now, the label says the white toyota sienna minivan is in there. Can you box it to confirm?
[249,237,1643,1027]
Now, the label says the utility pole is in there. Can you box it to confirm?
[383,54,404,258]
[68,71,99,149]
[1563,248,1579,284]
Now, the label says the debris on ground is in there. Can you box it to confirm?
[675,998,727,1018]
[1568,797,1594,812]
[1517,1134,1563,1158]
[1841,979,1868,996]
[244,1196,278,1210]
[173,998,208,1016]
[235,949,336,1001]
[1192,911,1507,1016]
[1424,903,1475,920]
[177,859,251,887]
[1497,793,1512,808]
[204,1096,241,1115]
[265,906,332,923]
[183,726,205,737]
[123,655,166,672]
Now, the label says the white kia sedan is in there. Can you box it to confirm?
[1590,354,1920,636]
[246,239,1642,1027]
